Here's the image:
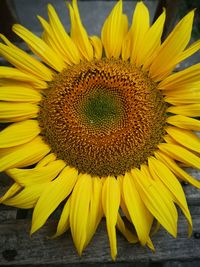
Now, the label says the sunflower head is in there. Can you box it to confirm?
[0,0,200,261]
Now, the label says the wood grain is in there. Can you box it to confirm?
[0,168,200,265]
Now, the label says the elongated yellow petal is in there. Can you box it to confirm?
[117,175,132,222]
[0,43,53,81]
[132,168,177,237]
[0,136,50,171]
[47,4,80,65]
[148,157,192,236]
[158,63,200,90]
[0,33,17,48]
[0,79,32,88]
[52,197,71,238]
[31,166,78,234]
[85,177,103,248]
[36,153,56,167]
[7,159,65,186]
[12,24,65,71]
[90,36,103,60]
[0,183,21,203]
[164,84,200,96]
[167,104,200,117]
[130,2,150,64]
[167,115,200,131]
[123,172,153,245]
[149,11,194,81]
[68,0,93,61]
[141,10,166,69]
[121,31,131,61]
[0,120,40,148]
[163,135,177,144]
[70,173,92,255]
[37,15,64,59]
[102,176,120,260]
[0,102,39,122]
[0,86,41,102]
[141,164,175,206]
[116,213,138,243]
[0,67,47,89]
[101,0,128,59]
[166,126,200,153]
[158,143,200,169]
[3,183,47,208]
[155,151,200,189]
[165,92,200,105]
[171,40,200,67]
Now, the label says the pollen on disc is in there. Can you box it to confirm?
[39,59,167,177]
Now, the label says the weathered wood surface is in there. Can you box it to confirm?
[0,169,200,265]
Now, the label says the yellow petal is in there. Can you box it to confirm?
[167,115,200,131]
[0,136,50,171]
[68,0,93,61]
[0,183,21,203]
[47,4,80,65]
[102,176,120,260]
[0,102,39,122]
[7,159,65,186]
[0,86,41,102]
[171,40,200,67]
[166,126,200,153]
[0,33,17,48]
[141,10,166,69]
[37,15,64,59]
[90,36,103,60]
[3,183,47,208]
[158,143,200,169]
[0,42,53,81]
[155,151,200,189]
[36,153,56,167]
[101,0,128,59]
[52,197,71,238]
[165,92,200,105]
[158,63,200,90]
[130,2,150,64]
[116,213,138,243]
[0,79,32,88]
[0,120,40,148]
[123,172,153,245]
[149,11,194,81]
[12,24,65,72]
[132,168,178,237]
[70,173,92,256]
[167,104,200,117]
[0,67,47,89]
[121,31,131,61]
[117,175,131,222]
[85,177,103,247]
[31,166,78,234]
[163,134,179,145]
[148,157,192,236]
[164,85,200,96]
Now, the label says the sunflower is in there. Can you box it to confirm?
[0,0,200,260]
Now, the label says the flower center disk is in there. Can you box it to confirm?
[39,59,167,177]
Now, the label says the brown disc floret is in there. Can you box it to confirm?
[39,59,167,177]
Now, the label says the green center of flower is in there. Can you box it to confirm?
[39,59,167,177]
[85,92,118,124]
[81,89,124,129]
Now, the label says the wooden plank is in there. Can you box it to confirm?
[0,168,199,265]
[0,206,199,265]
